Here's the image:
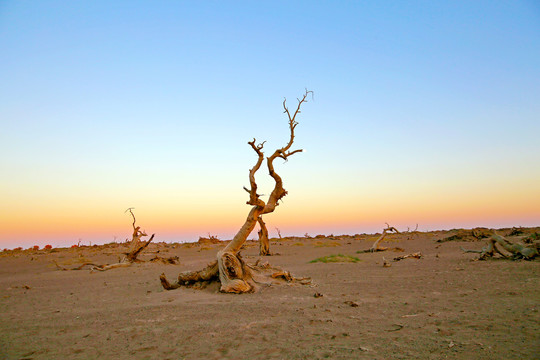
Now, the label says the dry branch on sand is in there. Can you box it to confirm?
[393,252,423,261]
[461,231,539,260]
[357,224,403,253]
[160,90,313,293]
[54,209,177,271]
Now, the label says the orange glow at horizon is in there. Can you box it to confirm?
[3,188,538,247]
[2,164,539,248]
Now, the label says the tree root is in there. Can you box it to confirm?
[159,253,311,292]
[160,260,220,290]
[462,232,539,260]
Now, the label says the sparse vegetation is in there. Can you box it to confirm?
[310,254,361,263]
[314,241,341,247]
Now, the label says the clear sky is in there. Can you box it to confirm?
[1,1,539,248]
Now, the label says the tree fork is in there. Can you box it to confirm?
[161,90,313,293]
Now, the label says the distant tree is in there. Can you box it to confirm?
[355,223,401,254]
[54,208,177,271]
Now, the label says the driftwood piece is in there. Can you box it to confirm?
[393,252,423,261]
[160,90,313,293]
[462,232,539,260]
[53,261,103,271]
[357,224,401,253]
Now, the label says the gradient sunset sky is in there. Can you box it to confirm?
[1,1,539,248]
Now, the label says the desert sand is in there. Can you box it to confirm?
[1,229,539,359]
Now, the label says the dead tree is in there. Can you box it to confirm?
[258,216,271,256]
[405,223,419,240]
[122,208,150,262]
[462,231,539,260]
[357,223,401,253]
[160,90,313,293]
[54,208,175,271]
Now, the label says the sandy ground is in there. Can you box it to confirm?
[1,229,539,360]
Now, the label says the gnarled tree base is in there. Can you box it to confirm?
[462,233,539,260]
[160,251,310,293]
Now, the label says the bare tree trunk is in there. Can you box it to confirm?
[161,90,313,293]
[258,216,270,256]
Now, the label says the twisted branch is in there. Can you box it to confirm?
[244,139,267,208]
[161,90,312,293]
[263,90,311,215]
[125,207,137,230]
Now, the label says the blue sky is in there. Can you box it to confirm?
[1,1,539,248]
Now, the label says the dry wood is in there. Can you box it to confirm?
[161,90,312,293]
[54,209,167,271]
[462,231,539,260]
[54,234,156,271]
[258,216,271,256]
[160,260,220,289]
[357,224,401,253]
[393,252,423,261]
